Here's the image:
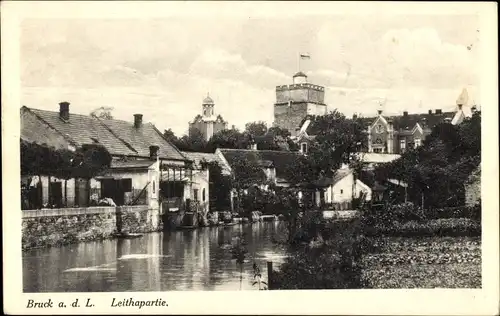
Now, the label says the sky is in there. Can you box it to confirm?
[21,14,480,136]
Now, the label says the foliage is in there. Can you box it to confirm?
[164,123,296,152]
[245,121,268,137]
[273,217,365,289]
[252,263,268,290]
[361,236,481,288]
[20,140,112,179]
[363,218,481,237]
[90,107,114,120]
[375,112,481,208]
[285,110,366,185]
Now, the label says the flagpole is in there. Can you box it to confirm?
[298,52,301,73]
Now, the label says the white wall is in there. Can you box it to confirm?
[191,169,210,214]
[325,173,355,203]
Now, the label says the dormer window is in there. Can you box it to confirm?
[301,142,308,154]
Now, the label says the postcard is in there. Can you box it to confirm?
[2,1,499,315]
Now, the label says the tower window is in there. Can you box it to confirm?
[301,142,308,154]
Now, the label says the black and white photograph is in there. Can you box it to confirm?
[2,1,498,315]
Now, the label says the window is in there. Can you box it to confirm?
[400,139,406,150]
[301,142,308,154]
[414,138,421,148]
[202,188,206,202]
[373,148,383,153]
[152,181,155,194]
[193,189,199,201]
[340,189,344,194]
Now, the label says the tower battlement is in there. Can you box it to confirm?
[276,83,325,92]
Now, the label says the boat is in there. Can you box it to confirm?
[116,232,143,239]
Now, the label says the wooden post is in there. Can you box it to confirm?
[64,179,68,207]
[267,261,273,290]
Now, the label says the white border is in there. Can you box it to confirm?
[2,2,499,315]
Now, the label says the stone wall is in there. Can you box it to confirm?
[22,205,161,250]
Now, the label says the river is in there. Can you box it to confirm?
[23,221,289,292]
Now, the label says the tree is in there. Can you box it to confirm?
[245,121,268,137]
[90,107,114,120]
[207,128,251,151]
[375,112,481,208]
[285,110,366,185]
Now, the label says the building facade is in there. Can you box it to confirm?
[189,95,228,141]
[21,102,195,212]
[273,72,327,136]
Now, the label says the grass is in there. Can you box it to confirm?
[361,236,481,288]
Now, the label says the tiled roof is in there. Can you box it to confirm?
[22,106,187,161]
[356,152,401,163]
[218,148,302,181]
[367,111,456,131]
[110,160,155,169]
[313,168,352,187]
[98,118,186,160]
[20,108,73,150]
[180,151,232,175]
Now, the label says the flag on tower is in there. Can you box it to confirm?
[300,53,311,59]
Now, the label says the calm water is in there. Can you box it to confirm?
[23,222,288,292]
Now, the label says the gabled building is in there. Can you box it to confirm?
[21,102,195,211]
[189,94,228,141]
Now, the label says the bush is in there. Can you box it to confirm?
[364,218,481,237]
[425,204,481,221]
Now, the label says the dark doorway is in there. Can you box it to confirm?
[100,179,125,206]
[49,182,63,208]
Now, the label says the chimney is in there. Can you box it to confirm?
[403,111,408,116]
[428,109,432,115]
[435,109,442,114]
[353,113,358,120]
[377,109,383,115]
[134,114,143,128]
[59,102,70,120]
[149,145,159,160]
[457,103,463,110]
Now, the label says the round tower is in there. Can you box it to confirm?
[293,71,308,84]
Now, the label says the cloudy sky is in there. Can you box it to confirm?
[21,13,480,135]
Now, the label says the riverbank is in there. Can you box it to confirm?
[270,210,482,289]
[22,206,161,250]
[21,207,284,250]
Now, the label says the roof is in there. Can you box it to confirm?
[180,151,232,175]
[22,106,187,161]
[293,71,307,78]
[202,95,214,105]
[313,168,352,188]
[20,108,74,150]
[161,169,190,182]
[356,152,401,164]
[110,160,155,169]
[218,148,302,182]
[363,111,456,131]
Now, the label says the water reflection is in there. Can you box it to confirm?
[23,222,288,292]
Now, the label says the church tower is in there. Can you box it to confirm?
[189,94,228,141]
[273,72,327,136]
